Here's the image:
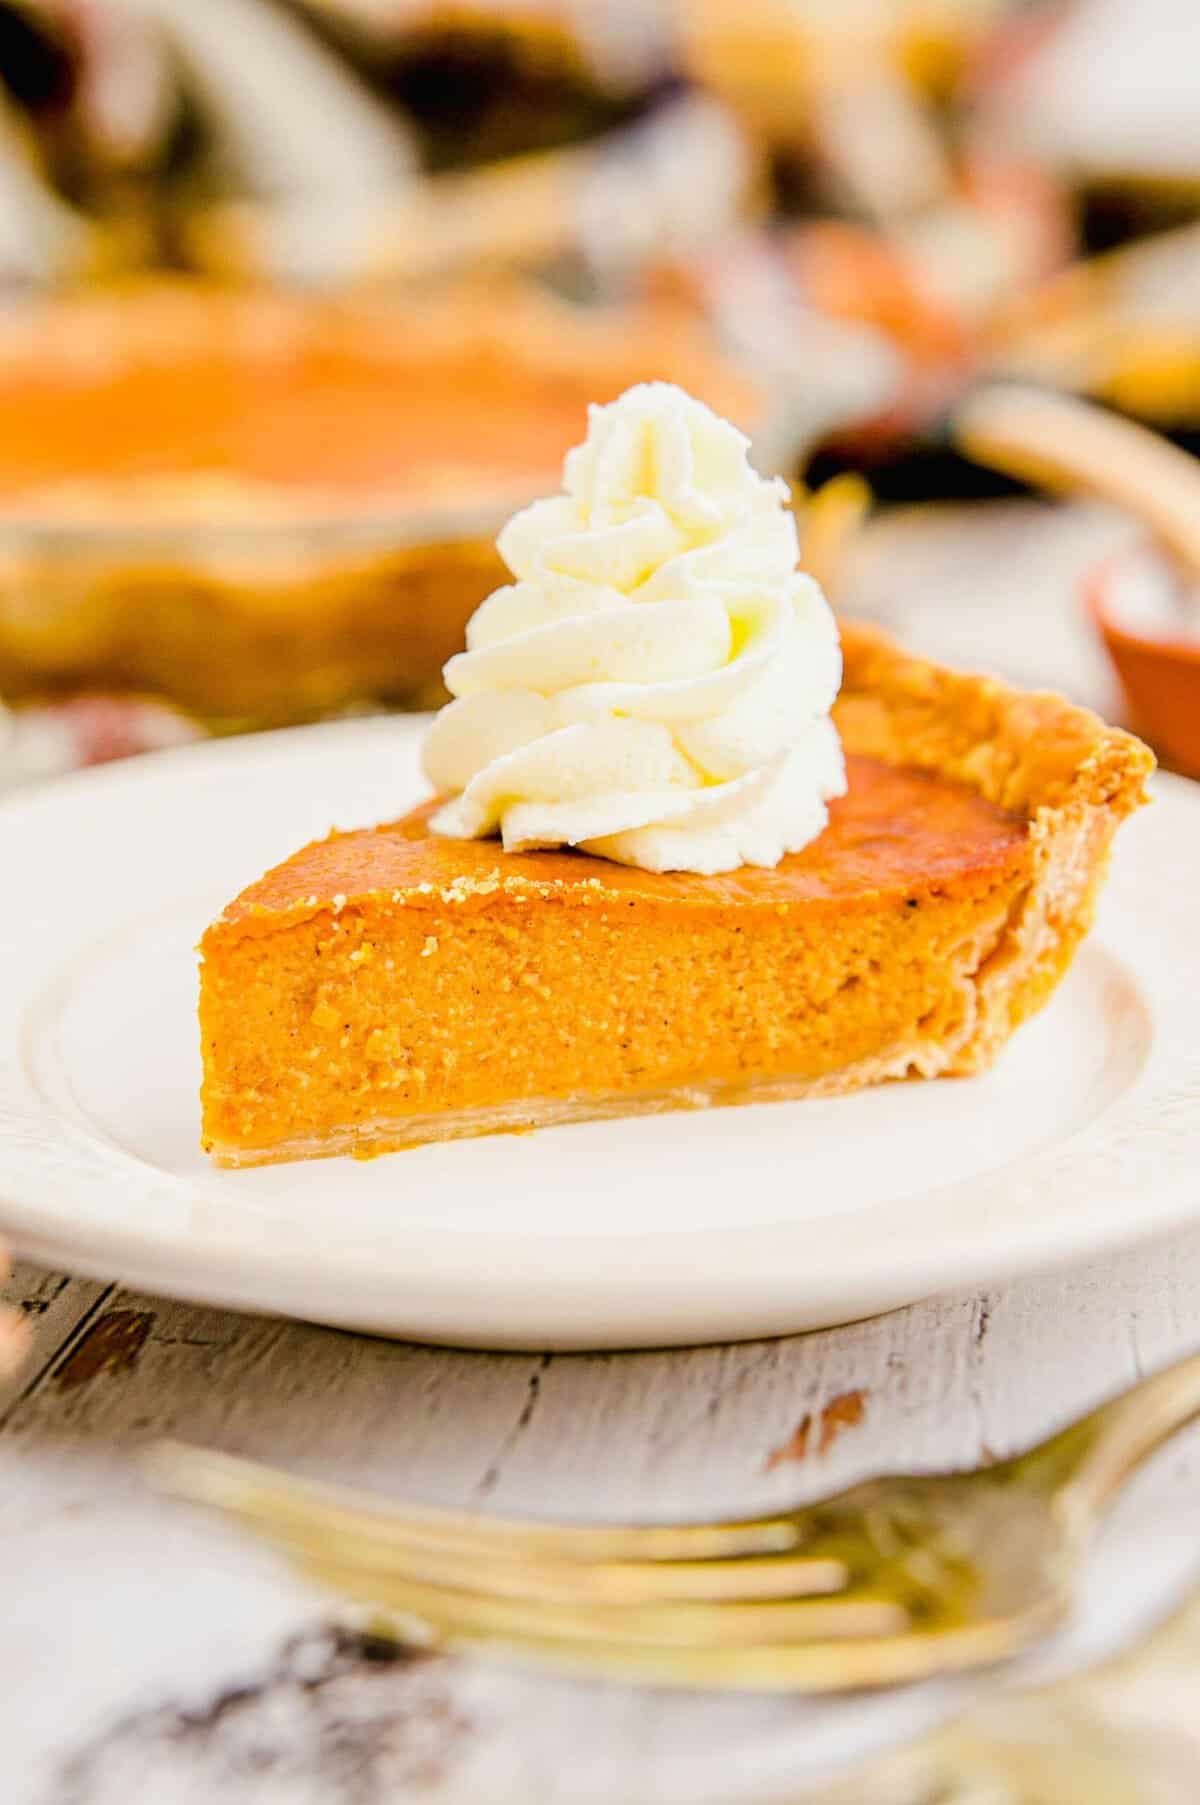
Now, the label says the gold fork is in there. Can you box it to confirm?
[151,1352,1200,1694]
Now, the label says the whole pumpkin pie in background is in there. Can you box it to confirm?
[0,283,765,728]
[198,384,1152,1167]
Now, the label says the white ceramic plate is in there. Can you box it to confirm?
[1,719,1196,1349]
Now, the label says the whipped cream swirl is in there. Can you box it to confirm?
[422,382,845,875]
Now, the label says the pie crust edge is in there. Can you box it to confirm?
[835,619,1154,1078]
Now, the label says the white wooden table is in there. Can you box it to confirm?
[4,503,1198,1805]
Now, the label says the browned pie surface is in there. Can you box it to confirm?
[219,755,1029,932]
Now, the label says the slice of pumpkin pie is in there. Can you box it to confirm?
[199,386,1151,1166]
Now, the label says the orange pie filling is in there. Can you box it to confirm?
[198,624,1153,1166]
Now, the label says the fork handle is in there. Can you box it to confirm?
[1030,1351,1200,1518]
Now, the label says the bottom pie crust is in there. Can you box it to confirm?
[203,1033,1007,1167]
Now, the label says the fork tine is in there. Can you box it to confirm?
[303,1554,910,1649]
[437,1633,965,1693]
[307,1556,1054,1693]
[247,1519,847,1604]
[151,1441,805,1563]
[399,1614,1030,1694]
